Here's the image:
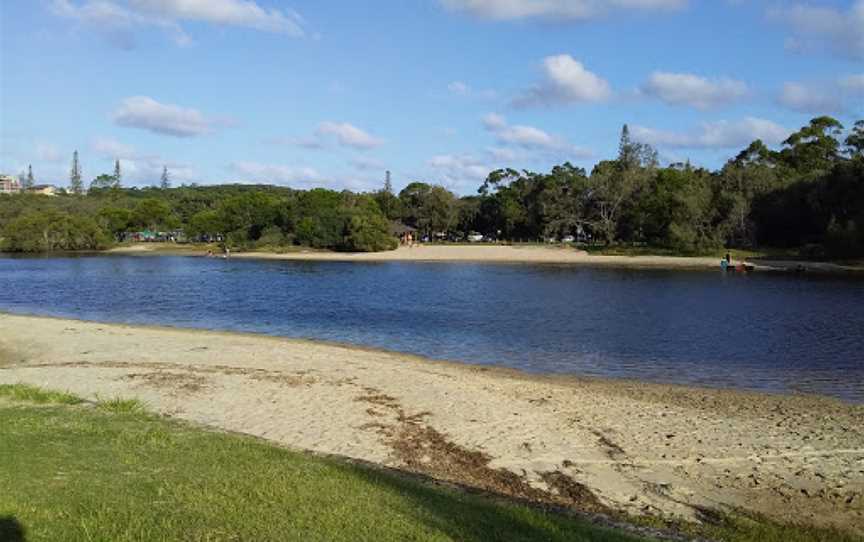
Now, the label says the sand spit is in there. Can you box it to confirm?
[1,314,862,534]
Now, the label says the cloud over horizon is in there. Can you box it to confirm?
[515,54,611,107]
[90,136,197,184]
[776,75,864,114]
[316,122,384,150]
[482,113,593,157]
[769,1,864,59]
[50,0,306,48]
[440,0,687,21]
[641,72,748,109]
[632,117,791,149]
[113,96,220,137]
[229,161,321,185]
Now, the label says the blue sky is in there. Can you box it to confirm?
[1,0,862,194]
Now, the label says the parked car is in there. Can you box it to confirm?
[467,233,484,242]
[561,235,575,243]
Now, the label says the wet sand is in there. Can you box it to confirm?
[1,314,862,534]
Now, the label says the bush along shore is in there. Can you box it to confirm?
[1,117,862,259]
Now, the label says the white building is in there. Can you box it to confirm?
[0,175,21,195]
[28,184,59,196]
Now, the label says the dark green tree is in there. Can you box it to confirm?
[90,174,117,191]
[23,165,34,190]
[846,120,864,159]
[373,171,400,220]
[113,159,122,188]
[69,151,83,195]
[779,116,844,175]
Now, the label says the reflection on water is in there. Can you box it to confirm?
[2,255,863,402]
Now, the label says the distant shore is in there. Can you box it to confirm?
[103,243,864,274]
[1,313,862,534]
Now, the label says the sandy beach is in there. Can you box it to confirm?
[1,313,862,534]
[104,243,864,274]
[232,245,725,268]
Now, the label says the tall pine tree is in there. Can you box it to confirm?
[617,125,638,170]
[113,159,122,188]
[24,165,34,189]
[160,166,171,189]
[69,151,83,195]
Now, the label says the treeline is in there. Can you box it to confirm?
[375,116,863,258]
[0,185,396,253]
[1,116,862,257]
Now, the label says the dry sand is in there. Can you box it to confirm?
[109,244,723,269]
[106,244,864,274]
[1,313,862,534]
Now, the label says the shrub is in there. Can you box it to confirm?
[1,211,111,252]
[340,212,397,252]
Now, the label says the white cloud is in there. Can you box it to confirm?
[448,81,471,95]
[447,81,497,99]
[769,1,864,59]
[641,72,748,109]
[89,136,197,184]
[631,118,791,149]
[515,54,611,107]
[113,96,217,137]
[776,76,864,114]
[482,113,593,157]
[316,122,383,150]
[229,161,321,185]
[50,0,183,48]
[131,0,305,35]
[777,82,843,114]
[50,0,305,48]
[440,0,687,21]
[269,122,382,151]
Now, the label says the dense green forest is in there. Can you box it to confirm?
[1,116,862,257]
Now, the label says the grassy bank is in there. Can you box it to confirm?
[0,384,647,542]
[1,384,859,542]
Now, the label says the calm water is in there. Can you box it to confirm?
[2,255,863,402]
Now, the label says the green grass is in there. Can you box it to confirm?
[0,383,83,405]
[95,395,147,414]
[690,510,862,542]
[0,396,649,542]
[2,389,859,542]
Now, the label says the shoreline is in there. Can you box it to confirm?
[2,313,862,534]
[99,243,864,274]
[0,309,856,407]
